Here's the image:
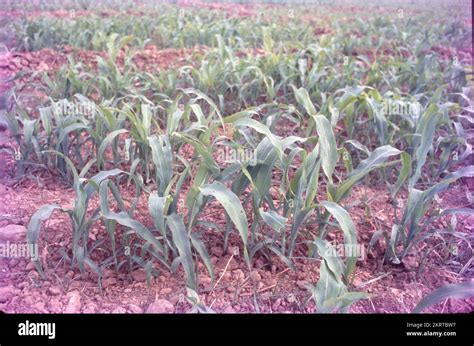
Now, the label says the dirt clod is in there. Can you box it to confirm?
[64,290,81,313]
[0,224,26,242]
[146,299,174,313]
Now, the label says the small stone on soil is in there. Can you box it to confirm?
[64,291,81,313]
[82,303,97,313]
[146,299,174,313]
[211,246,223,257]
[228,258,239,270]
[232,269,245,281]
[47,298,63,313]
[47,287,62,296]
[0,224,26,242]
[402,256,419,270]
[128,304,143,313]
[112,306,127,313]
[131,269,147,282]
[102,277,117,289]
[0,285,15,303]
[222,305,236,313]
[160,287,172,295]
[272,298,282,310]
[200,277,212,286]
[250,270,261,282]
[296,280,308,290]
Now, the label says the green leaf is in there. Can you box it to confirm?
[314,238,344,278]
[345,140,370,156]
[410,104,440,187]
[314,115,337,182]
[267,244,295,271]
[259,208,287,233]
[233,118,283,160]
[190,232,215,281]
[391,151,411,198]
[148,135,173,196]
[97,129,128,169]
[27,204,60,276]
[200,181,248,246]
[148,192,171,237]
[364,96,387,145]
[294,87,317,116]
[85,169,124,199]
[99,182,166,259]
[336,145,400,202]
[27,204,60,246]
[167,213,197,290]
[321,201,357,279]
[413,281,474,313]
[312,259,345,313]
[173,133,220,175]
[182,88,224,128]
[323,291,369,312]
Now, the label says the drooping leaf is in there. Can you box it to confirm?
[321,201,358,280]
[314,115,338,182]
[413,281,474,313]
[200,181,248,247]
[167,213,197,290]
[335,145,400,202]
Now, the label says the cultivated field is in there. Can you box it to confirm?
[0,0,472,314]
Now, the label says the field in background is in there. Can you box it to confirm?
[0,0,472,314]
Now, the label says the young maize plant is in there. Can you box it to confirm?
[27,153,126,280]
[384,102,474,264]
